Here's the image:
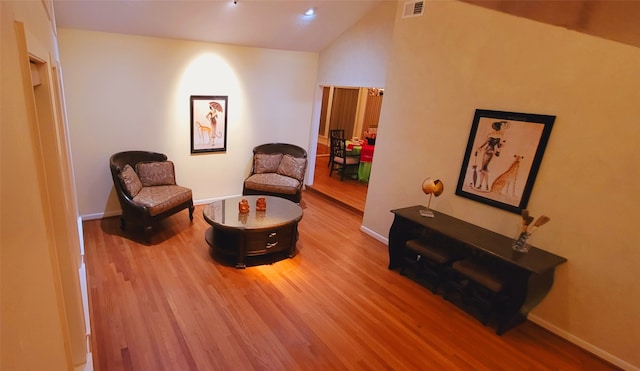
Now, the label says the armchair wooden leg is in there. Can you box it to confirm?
[189,206,195,221]
[143,225,153,243]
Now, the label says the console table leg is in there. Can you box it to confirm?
[497,313,526,335]
[497,270,556,334]
[388,218,409,269]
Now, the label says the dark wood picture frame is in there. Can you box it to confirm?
[455,109,555,214]
[190,95,228,153]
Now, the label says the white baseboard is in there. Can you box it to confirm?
[74,352,93,371]
[80,195,242,221]
[76,216,93,371]
[194,194,241,206]
[528,314,637,370]
[82,210,119,221]
[360,225,388,245]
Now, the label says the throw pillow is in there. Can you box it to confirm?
[277,154,307,181]
[136,161,176,187]
[255,153,283,174]
[119,164,143,198]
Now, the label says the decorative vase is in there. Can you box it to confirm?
[512,231,531,253]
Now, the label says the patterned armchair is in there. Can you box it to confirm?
[109,151,194,238]
[242,143,307,203]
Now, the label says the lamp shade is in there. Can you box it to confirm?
[422,177,444,196]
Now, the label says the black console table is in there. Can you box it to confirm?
[389,205,567,334]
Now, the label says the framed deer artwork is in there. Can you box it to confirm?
[190,95,228,153]
[455,109,555,214]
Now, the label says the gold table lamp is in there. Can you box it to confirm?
[421,177,444,217]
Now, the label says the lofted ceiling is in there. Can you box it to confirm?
[53,0,640,53]
[52,0,386,52]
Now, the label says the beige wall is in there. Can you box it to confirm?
[58,29,318,217]
[362,1,639,368]
[307,0,396,179]
[317,1,396,88]
[1,1,87,369]
[19,0,638,368]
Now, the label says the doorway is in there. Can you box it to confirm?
[310,85,383,213]
[317,86,383,148]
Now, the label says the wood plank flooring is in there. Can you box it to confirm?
[83,191,617,370]
[307,145,368,214]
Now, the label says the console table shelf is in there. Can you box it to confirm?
[388,205,567,334]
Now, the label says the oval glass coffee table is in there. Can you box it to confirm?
[203,195,303,268]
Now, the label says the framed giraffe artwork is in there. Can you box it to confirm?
[190,95,228,154]
[455,109,555,214]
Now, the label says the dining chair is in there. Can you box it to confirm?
[329,129,345,139]
[329,135,360,181]
[328,129,345,168]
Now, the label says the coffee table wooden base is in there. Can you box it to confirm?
[203,196,303,269]
[205,224,298,269]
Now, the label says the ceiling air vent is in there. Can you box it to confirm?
[402,1,424,18]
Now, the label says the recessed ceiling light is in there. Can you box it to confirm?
[304,8,315,16]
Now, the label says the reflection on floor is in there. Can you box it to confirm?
[306,144,368,215]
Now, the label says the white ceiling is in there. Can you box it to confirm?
[53,0,387,52]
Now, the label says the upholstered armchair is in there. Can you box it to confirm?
[109,151,194,237]
[242,143,308,203]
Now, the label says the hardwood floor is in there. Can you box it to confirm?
[307,145,368,214]
[83,191,617,370]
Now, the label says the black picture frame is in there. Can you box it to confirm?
[190,95,228,153]
[455,109,555,214]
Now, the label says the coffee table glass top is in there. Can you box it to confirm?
[203,195,302,230]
